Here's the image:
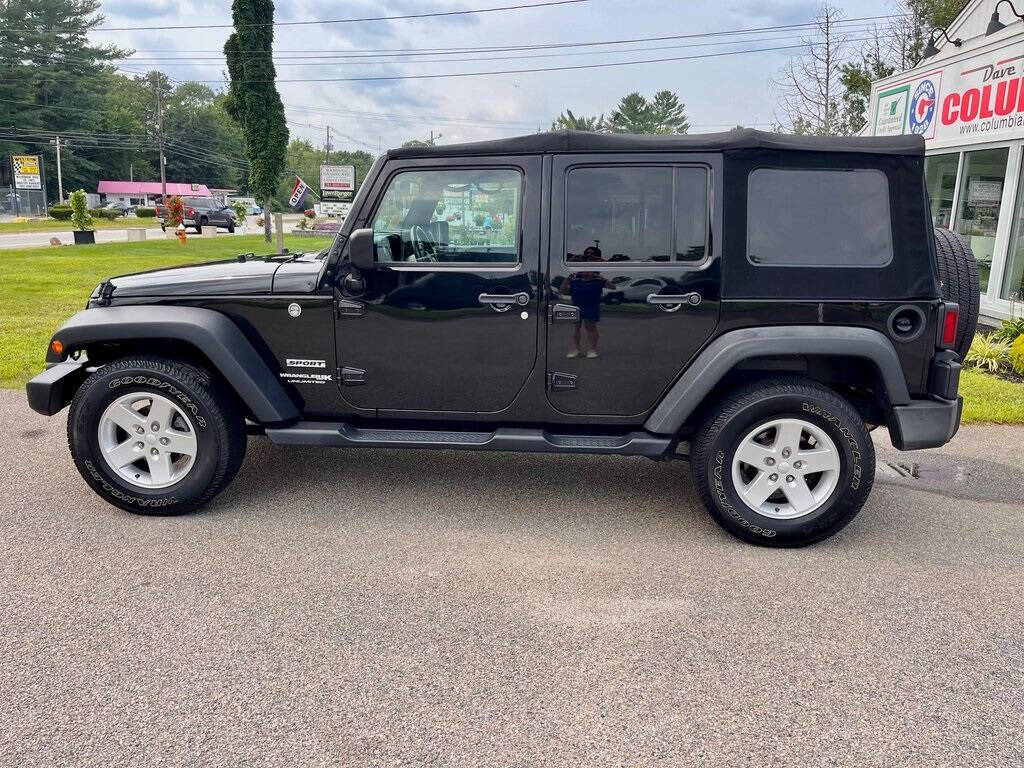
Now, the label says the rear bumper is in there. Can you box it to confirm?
[26,360,87,416]
[888,396,962,451]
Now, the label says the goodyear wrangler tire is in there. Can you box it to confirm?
[67,357,246,516]
[690,377,875,547]
[933,227,980,360]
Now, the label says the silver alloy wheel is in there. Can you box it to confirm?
[97,392,198,489]
[730,417,841,519]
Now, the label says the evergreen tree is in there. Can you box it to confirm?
[224,0,289,242]
[550,110,605,132]
[607,92,655,133]
[649,90,689,134]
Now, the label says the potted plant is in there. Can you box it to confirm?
[70,189,95,245]
[166,196,185,237]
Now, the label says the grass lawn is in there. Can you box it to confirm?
[0,218,159,232]
[0,235,332,389]
[959,367,1024,425]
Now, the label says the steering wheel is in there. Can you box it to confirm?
[409,225,439,262]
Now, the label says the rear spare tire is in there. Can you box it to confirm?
[933,227,980,359]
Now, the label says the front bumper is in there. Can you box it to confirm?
[26,360,87,416]
[888,396,963,451]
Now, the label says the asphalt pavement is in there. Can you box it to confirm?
[1,388,1022,767]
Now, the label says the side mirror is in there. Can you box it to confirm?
[349,227,376,272]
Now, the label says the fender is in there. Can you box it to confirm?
[44,306,300,424]
[644,326,911,435]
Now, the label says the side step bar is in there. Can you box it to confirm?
[265,422,672,458]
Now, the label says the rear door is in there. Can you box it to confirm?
[335,156,541,414]
[546,154,722,416]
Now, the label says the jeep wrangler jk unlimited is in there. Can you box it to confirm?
[27,130,978,546]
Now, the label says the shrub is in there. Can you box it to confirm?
[69,189,93,231]
[135,207,156,218]
[231,201,248,221]
[965,333,1010,372]
[303,208,316,219]
[1009,335,1024,376]
[992,316,1024,343]
[166,195,184,227]
[90,207,122,221]
[48,205,73,220]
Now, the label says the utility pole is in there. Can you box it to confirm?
[153,73,167,203]
[49,136,65,203]
[325,125,331,164]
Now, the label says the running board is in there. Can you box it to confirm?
[265,422,672,458]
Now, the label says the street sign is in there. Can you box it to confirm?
[12,154,41,189]
[315,201,352,218]
[320,164,355,199]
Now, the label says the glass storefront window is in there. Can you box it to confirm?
[1003,157,1024,303]
[956,147,1009,292]
[925,152,959,228]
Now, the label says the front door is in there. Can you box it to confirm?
[335,158,540,414]
[546,154,722,416]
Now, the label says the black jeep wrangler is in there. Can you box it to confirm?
[27,130,978,546]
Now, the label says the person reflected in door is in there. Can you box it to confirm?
[564,245,611,359]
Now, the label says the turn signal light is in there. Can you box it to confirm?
[50,339,64,357]
[941,304,959,348]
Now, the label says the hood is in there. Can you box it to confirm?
[101,250,327,301]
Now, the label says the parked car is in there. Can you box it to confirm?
[158,196,236,233]
[26,130,978,547]
[101,201,136,217]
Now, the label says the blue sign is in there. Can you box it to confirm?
[909,80,937,135]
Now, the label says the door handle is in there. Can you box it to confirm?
[646,292,702,312]
[478,292,529,312]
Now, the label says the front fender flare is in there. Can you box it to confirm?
[47,306,300,424]
[644,326,910,435]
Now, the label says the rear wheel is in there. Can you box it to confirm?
[690,377,875,547]
[933,227,980,359]
[68,357,246,515]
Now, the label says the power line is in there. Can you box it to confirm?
[12,0,588,33]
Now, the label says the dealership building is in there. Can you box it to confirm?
[865,0,1024,320]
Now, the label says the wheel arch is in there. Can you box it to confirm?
[47,306,300,424]
[645,326,911,435]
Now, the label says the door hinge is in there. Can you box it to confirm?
[336,298,365,318]
[548,303,580,324]
[340,366,366,385]
[548,371,577,391]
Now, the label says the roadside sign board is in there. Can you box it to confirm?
[12,154,41,189]
[320,164,355,199]
[316,201,352,218]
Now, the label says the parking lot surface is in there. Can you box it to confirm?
[1,389,1022,767]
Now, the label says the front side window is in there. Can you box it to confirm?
[747,168,893,267]
[371,168,521,264]
[564,166,708,264]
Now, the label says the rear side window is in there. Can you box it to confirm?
[565,165,708,264]
[746,168,893,267]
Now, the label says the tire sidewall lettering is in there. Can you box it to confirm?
[107,375,207,428]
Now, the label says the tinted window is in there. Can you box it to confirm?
[565,166,707,264]
[746,168,893,267]
[371,168,521,264]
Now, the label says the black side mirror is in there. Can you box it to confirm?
[349,228,376,271]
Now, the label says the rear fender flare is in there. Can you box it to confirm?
[645,326,910,434]
[47,306,300,424]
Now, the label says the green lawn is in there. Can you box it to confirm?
[959,367,1024,425]
[0,235,332,388]
[0,217,158,232]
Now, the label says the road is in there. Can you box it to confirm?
[1,388,1022,767]
[0,215,304,249]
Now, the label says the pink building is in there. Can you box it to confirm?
[97,180,212,206]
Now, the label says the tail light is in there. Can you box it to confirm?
[939,302,959,348]
[188,207,196,217]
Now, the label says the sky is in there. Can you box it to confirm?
[90,0,896,154]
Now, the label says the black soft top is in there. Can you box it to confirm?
[386,128,924,159]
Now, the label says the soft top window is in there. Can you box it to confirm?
[746,168,893,268]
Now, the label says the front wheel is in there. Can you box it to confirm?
[68,357,246,515]
[690,377,875,547]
